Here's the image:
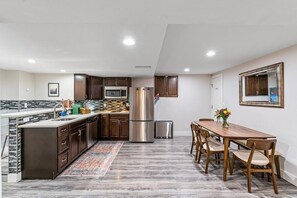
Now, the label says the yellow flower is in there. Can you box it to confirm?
[227,110,231,113]
[223,110,228,114]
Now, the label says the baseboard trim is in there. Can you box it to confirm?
[281,169,297,187]
[7,172,22,183]
[174,131,191,136]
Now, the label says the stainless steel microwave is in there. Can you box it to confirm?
[104,86,128,99]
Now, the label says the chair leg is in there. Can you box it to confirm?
[230,155,235,175]
[205,153,210,174]
[195,145,199,162]
[247,166,252,193]
[197,146,202,164]
[274,156,281,179]
[271,168,279,194]
[190,142,193,154]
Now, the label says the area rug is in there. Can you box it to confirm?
[60,141,124,177]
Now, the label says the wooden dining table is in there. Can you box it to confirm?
[195,121,276,181]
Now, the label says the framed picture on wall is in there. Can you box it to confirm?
[48,83,59,97]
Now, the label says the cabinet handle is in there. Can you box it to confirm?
[78,129,81,136]
[61,140,67,146]
[61,128,67,132]
[61,158,67,163]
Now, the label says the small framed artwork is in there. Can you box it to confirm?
[48,83,59,97]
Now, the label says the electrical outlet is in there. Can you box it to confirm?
[23,117,30,122]
[24,103,28,108]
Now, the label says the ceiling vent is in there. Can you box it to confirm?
[135,65,152,69]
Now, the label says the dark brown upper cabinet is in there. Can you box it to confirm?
[88,76,103,100]
[245,75,268,96]
[74,74,103,101]
[154,76,178,97]
[74,74,89,101]
[103,77,131,87]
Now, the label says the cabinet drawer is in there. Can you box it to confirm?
[58,151,69,172]
[110,114,129,119]
[58,125,69,138]
[58,136,69,154]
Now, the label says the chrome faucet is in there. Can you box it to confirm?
[53,101,65,119]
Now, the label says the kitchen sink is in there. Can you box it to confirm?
[52,118,76,121]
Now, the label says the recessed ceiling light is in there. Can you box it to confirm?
[27,59,36,63]
[184,68,190,72]
[123,37,135,46]
[60,69,66,73]
[206,51,216,57]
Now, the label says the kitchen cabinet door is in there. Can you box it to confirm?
[109,119,120,138]
[74,74,89,101]
[155,76,167,96]
[69,131,80,161]
[155,76,178,97]
[167,76,178,97]
[100,114,110,138]
[89,76,103,100]
[104,78,117,86]
[119,118,129,138]
[79,126,87,153]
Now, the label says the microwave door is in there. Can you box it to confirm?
[106,90,121,98]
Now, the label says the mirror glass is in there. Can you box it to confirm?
[239,62,284,108]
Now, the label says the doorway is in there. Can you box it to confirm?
[211,74,223,117]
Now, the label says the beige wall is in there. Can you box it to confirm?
[132,77,154,87]
[0,70,74,101]
[19,71,35,100]
[218,44,297,186]
[34,74,74,100]
[0,70,20,100]
[132,75,212,136]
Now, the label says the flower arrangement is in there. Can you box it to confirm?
[215,108,231,127]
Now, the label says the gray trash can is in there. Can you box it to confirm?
[155,120,173,139]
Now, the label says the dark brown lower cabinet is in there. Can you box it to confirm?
[100,114,110,139]
[69,120,87,161]
[109,114,129,140]
[22,120,87,179]
[99,114,129,140]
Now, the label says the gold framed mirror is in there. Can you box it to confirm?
[239,62,284,108]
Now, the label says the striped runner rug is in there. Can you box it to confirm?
[60,141,124,177]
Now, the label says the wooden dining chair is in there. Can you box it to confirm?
[199,118,220,142]
[198,128,227,173]
[190,122,198,155]
[233,139,281,179]
[230,139,278,194]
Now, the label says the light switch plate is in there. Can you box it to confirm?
[24,103,28,108]
[23,117,30,122]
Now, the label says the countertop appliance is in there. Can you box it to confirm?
[155,120,173,139]
[104,86,128,99]
[129,87,154,142]
[86,116,99,148]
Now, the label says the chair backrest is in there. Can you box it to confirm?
[199,118,214,121]
[247,139,277,162]
[199,128,212,150]
[190,122,198,141]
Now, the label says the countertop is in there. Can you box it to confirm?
[19,110,129,129]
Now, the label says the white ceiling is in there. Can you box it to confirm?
[1,0,297,76]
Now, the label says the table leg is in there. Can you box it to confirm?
[223,137,230,181]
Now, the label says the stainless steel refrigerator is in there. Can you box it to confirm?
[129,87,154,142]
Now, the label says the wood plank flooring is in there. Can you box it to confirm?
[2,136,297,197]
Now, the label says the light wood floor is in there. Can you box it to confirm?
[2,136,297,197]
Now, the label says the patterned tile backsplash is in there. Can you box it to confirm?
[0,100,61,110]
[1,99,128,112]
[82,99,128,112]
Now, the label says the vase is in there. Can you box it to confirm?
[222,118,229,128]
